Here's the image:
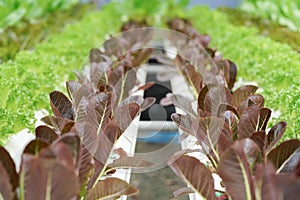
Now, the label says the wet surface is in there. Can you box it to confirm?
[129,142,189,200]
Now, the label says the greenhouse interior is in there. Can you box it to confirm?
[0,0,300,199]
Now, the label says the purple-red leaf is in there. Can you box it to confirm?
[114,103,140,132]
[140,97,155,112]
[168,93,196,116]
[198,84,214,110]
[111,69,137,108]
[49,142,75,169]
[87,159,105,190]
[217,103,239,119]
[52,134,80,168]
[216,130,233,156]
[0,146,18,190]
[250,131,267,153]
[218,139,258,200]
[248,94,265,108]
[238,107,271,139]
[50,91,74,120]
[35,125,58,144]
[237,94,265,116]
[274,174,300,200]
[92,120,120,168]
[89,48,103,63]
[204,85,232,115]
[20,154,78,200]
[85,177,138,200]
[0,162,13,200]
[168,155,217,200]
[75,122,98,157]
[66,80,82,101]
[254,163,281,200]
[23,139,49,155]
[78,145,93,188]
[41,116,74,133]
[232,85,258,108]
[192,116,227,157]
[82,93,111,132]
[267,139,300,171]
[171,113,195,136]
[227,60,237,90]
[267,122,287,152]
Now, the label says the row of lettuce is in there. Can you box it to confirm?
[0,0,78,31]
[0,2,299,144]
[0,5,123,145]
[0,1,94,62]
[241,0,300,32]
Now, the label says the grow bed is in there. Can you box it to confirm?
[0,1,299,199]
[1,2,299,145]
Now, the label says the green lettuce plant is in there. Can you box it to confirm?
[0,0,78,31]
[241,0,300,32]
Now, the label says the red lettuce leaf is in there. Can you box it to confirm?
[267,139,300,171]
[254,162,281,200]
[218,139,258,200]
[20,154,78,200]
[0,162,13,200]
[23,139,49,155]
[168,155,217,200]
[50,91,74,120]
[227,60,237,90]
[35,125,58,144]
[204,85,232,115]
[238,107,271,139]
[41,116,74,133]
[171,113,195,136]
[274,174,300,200]
[232,85,258,108]
[168,93,196,116]
[86,177,138,200]
[267,122,287,152]
[0,146,18,191]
